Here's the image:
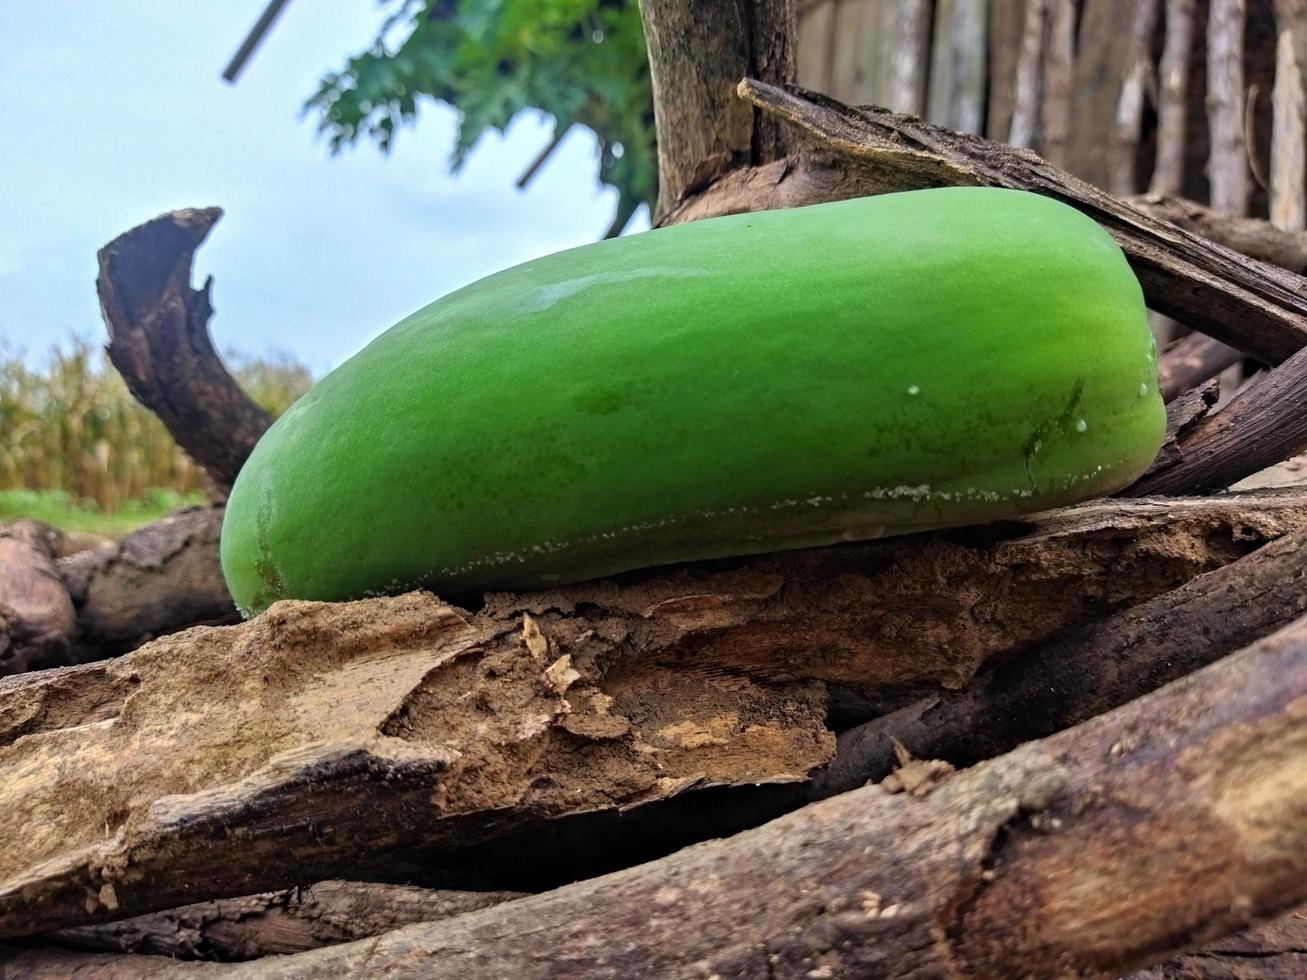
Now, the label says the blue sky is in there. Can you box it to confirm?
[0,2,645,375]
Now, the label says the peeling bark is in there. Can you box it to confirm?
[10,613,1307,978]
[3,492,1304,938]
[49,881,524,960]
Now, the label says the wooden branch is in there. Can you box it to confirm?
[1125,342,1307,494]
[0,522,75,675]
[57,505,237,658]
[4,493,1305,938]
[14,612,1307,978]
[813,525,1307,797]
[671,79,1307,365]
[49,881,523,960]
[1272,0,1307,231]
[97,208,271,491]
[1151,0,1198,195]
[1208,0,1250,214]
[1131,192,1307,272]
[1157,332,1246,400]
[926,0,988,136]
[638,0,797,219]
[515,124,572,188]
[1127,905,1307,978]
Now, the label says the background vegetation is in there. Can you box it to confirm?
[306,0,655,236]
[0,340,311,534]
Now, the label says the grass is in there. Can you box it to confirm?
[0,488,208,536]
[1,337,312,534]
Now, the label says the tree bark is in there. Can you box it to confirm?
[638,0,797,220]
[57,505,237,658]
[3,492,1305,938]
[1151,0,1199,194]
[1208,0,1250,214]
[813,526,1307,796]
[48,881,523,960]
[10,612,1307,978]
[0,521,76,675]
[1132,192,1307,272]
[1157,332,1247,400]
[98,208,271,491]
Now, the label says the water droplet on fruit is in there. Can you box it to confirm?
[906,384,921,396]
[1075,418,1087,433]
[1138,382,1149,397]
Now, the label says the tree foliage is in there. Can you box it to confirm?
[305,0,654,234]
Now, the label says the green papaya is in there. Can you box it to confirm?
[221,187,1165,616]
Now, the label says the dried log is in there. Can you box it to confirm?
[672,79,1307,366]
[1131,192,1307,272]
[49,881,523,960]
[1151,0,1199,195]
[12,611,1307,978]
[0,521,76,675]
[1126,342,1307,494]
[1208,0,1250,214]
[57,505,237,658]
[98,208,271,490]
[1128,905,1307,978]
[813,525,1307,796]
[1158,332,1246,400]
[3,493,1305,938]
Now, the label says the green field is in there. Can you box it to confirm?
[0,488,208,536]
[2,338,309,535]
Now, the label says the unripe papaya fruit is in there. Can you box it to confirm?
[221,187,1165,616]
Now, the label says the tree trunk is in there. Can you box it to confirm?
[639,0,797,220]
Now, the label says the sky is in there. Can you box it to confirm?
[0,2,647,376]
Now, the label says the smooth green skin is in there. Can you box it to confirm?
[222,187,1165,616]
